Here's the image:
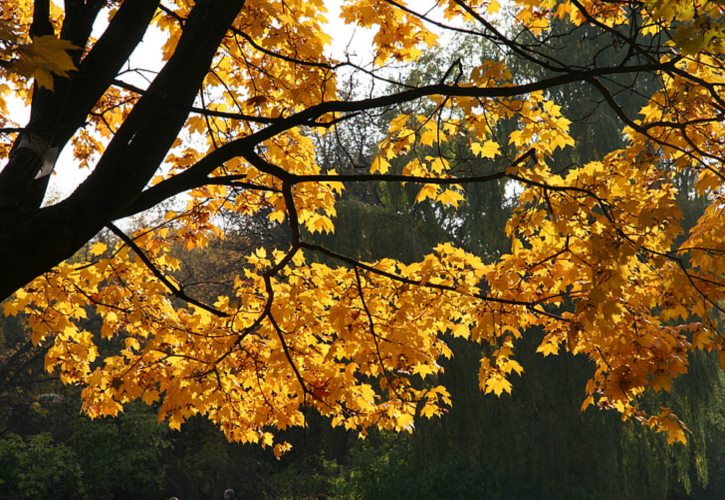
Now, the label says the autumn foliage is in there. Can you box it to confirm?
[0,0,723,454]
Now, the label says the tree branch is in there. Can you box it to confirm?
[107,223,229,317]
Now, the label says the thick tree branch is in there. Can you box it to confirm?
[120,60,670,218]
[0,0,160,218]
[0,0,246,300]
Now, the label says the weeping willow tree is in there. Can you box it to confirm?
[311,19,724,499]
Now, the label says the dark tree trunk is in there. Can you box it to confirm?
[0,0,245,300]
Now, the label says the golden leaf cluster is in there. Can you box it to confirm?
[1,0,723,452]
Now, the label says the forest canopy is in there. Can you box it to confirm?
[0,0,723,455]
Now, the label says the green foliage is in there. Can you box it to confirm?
[161,416,269,500]
[328,339,676,499]
[329,435,416,499]
[67,403,168,499]
[700,372,725,497]
[0,433,85,499]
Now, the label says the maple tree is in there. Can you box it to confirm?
[0,0,723,454]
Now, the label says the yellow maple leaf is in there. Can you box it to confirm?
[412,363,437,379]
[437,189,465,207]
[89,241,107,257]
[371,155,391,174]
[536,340,560,357]
[415,184,439,203]
[471,140,500,159]
[12,35,77,90]
[486,375,512,396]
